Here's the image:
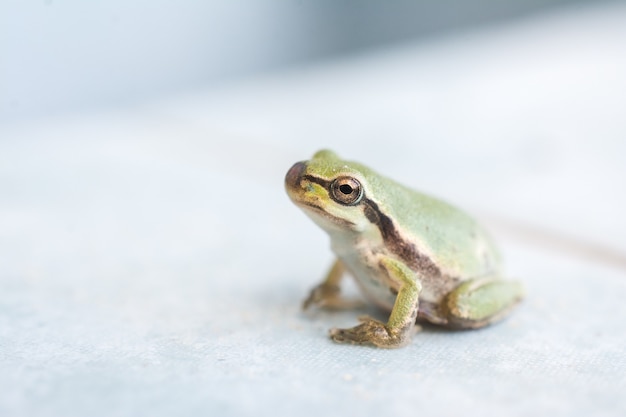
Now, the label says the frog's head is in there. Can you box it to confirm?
[285,149,380,236]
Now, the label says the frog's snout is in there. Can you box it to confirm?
[285,161,306,190]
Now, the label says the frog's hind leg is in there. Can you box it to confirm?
[441,278,524,329]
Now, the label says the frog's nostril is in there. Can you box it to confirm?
[285,161,306,187]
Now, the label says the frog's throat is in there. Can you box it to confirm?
[302,174,444,280]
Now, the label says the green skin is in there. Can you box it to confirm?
[285,150,524,348]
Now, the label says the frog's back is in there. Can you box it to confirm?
[367,173,501,281]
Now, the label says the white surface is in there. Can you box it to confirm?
[1,3,626,416]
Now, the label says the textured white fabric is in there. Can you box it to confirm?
[1,3,625,416]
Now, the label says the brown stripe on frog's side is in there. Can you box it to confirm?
[362,198,443,279]
[303,173,446,280]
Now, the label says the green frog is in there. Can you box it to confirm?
[285,150,523,348]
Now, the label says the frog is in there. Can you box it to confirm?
[284,150,524,348]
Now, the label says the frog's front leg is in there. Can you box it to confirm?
[330,257,421,348]
[303,259,364,310]
[441,278,524,329]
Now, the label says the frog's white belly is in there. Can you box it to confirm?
[331,234,447,311]
[342,254,397,311]
[335,244,449,315]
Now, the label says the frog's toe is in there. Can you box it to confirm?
[329,317,387,345]
[329,317,409,348]
[302,283,340,310]
[302,284,364,311]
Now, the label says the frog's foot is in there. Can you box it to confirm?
[302,283,364,310]
[329,316,413,348]
[442,278,524,329]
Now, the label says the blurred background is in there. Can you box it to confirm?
[2,2,626,417]
[0,0,600,123]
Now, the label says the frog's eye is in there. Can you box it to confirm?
[330,177,363,205]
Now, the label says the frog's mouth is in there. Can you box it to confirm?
[301,202,357,229]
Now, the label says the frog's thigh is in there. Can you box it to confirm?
[442,278,524,329]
